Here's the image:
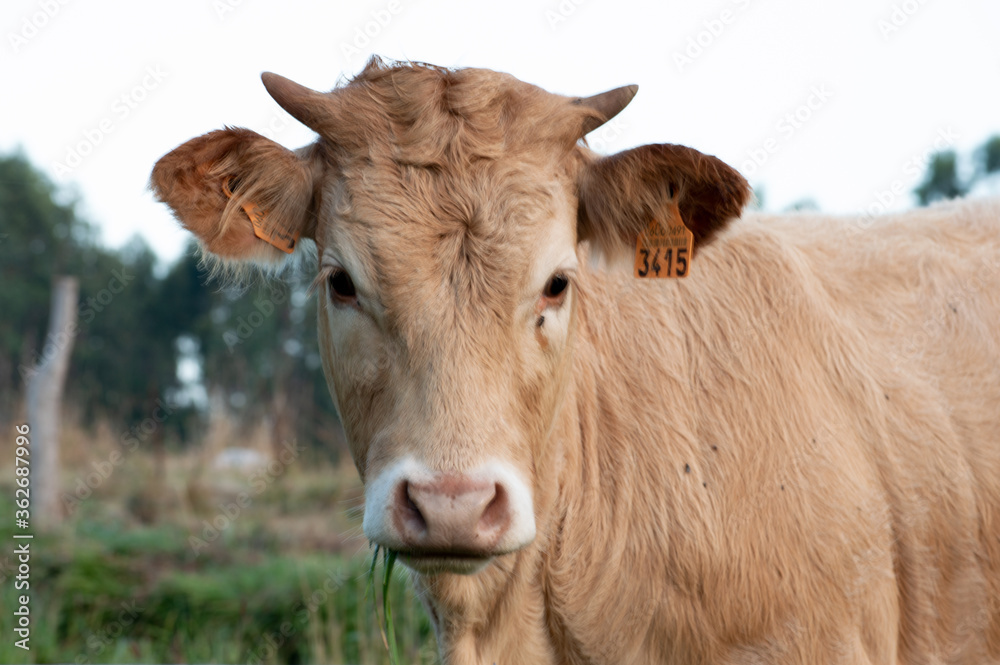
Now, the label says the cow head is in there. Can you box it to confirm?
[152,58,749,576]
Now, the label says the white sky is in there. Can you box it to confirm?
[3,0,999,268]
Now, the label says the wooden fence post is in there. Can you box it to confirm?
[27,276,79,528]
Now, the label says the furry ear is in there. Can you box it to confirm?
[577,143,750,257]
[151,128,318,265]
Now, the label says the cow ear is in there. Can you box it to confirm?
[577,143,750,259]
[151,127,319,265]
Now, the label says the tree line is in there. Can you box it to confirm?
[1,151,339,458]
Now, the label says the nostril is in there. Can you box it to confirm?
[478,483,510,533]
[398,481,427,533]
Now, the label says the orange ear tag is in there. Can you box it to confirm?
[222,179,299,254]
[634,201,694,279]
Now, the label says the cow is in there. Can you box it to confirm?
[151,57,1000,665]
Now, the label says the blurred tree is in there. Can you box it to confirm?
[0,149,341,454]
[0,152,94,420]
[115,239,341,456]
[180,260,339,457]
[784,198,819,212]
[913,135,1000,205]
[71,236,179,425]
[0,153,194,443]
[914,150,965,205]
[974,135,1000,177]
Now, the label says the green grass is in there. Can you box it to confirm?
[369,547,402,665]
[0,468,437,664]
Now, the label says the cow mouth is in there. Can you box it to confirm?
[396,550,494,575]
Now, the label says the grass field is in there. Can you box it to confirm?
[0,418,437,664]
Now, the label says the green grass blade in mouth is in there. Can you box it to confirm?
[368,544,401,664]
[367,545,388,652]
[383,549,400,664]
[367,544,379,603]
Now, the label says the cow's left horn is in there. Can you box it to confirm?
[261,72,338,136]
[575,84,639,135]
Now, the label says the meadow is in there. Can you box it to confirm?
[0,416,437,665]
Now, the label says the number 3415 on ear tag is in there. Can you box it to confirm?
[634,203,694,279]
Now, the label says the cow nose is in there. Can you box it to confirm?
[393,476,511,554]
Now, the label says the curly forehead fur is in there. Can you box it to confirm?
[312,58,595,334]
[320,154,576,383]
[322,56,603,167]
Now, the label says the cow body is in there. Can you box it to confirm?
[152,58,1000,664]
[417,199,1000,665]
[547,200,1000,664]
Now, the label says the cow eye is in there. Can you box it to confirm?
[541,272,569,304]
[328,268,357,304]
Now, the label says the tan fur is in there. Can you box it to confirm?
[152,58,1000,665]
